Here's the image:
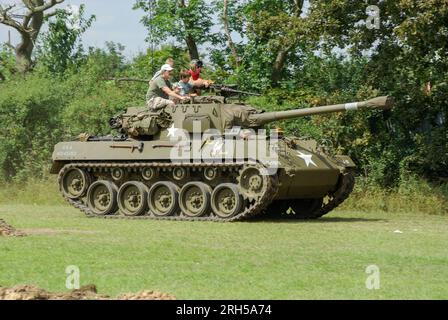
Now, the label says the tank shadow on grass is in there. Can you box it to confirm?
[249,215,386,224]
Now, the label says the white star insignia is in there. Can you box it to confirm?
[167,124,179,139]
[297,151,318,167]
[210,140,228,157]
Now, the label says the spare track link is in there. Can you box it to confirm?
[58,162,279,222]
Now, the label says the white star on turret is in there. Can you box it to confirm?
[297,151,317,167]
[167,124,179,138]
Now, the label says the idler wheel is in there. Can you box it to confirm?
[211,184,243,219]
[148,182,179,217]
[117,182,149,216]
[179,182,212,217]
[61,168,91,199]
[87,181,118,216]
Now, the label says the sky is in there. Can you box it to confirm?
[0,0,151,58]
[1,1,313,60]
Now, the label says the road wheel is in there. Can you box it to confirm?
[148,182,179,217]
[179,182,212,217]
[61,168,91,199]
[117,182,149,216]
[211,184,243,219]
[87,181,118,216]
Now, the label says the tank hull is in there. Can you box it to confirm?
[52,137,355,203]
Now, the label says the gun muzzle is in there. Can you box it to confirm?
[355,96,394,111]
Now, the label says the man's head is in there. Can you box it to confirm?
[160,64,174,79]
[180,70,190,83]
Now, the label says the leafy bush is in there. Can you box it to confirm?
[0,45,15,81]
[0,45,148,182]
[342,176,448,215]
[0,73,67,181]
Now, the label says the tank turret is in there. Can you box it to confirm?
[112,96,394,135]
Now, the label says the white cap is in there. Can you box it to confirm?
[160,64,174,72]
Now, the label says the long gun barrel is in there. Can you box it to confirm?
[248,96,394,127]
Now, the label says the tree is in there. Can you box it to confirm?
[38,4,95,74]
[238,0,447,183]
[241,0,366,87]
[0,0,65,73]
[222,0,240,68]
[340,0,448,181]
[0,44,15,81]
[278,0,448,183]
[133,0,215,60]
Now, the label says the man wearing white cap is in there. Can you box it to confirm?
[151,58,174,81]
[146,64,188,110]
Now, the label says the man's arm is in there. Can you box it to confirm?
[186,83,197,96]
[190,78,211,88]
[162,86,187,101]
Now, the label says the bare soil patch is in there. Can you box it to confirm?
[22,228,99,235]
[0,284,176,300]
[0,219,26,237]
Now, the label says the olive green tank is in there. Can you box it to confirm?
[51,94,393,221]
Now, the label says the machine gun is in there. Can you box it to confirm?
[206,83,261,98]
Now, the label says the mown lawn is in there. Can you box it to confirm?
[0,204,447,299]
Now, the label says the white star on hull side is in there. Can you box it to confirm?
[167,124,179,138]
[297,151,318,167]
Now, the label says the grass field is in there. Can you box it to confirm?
[0,204,447,300]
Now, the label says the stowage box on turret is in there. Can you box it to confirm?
[51,94,393,221]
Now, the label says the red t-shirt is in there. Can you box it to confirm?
[189,68,201,81]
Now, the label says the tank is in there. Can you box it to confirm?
[51,95,393,221]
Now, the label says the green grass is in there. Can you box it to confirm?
[1,176,446,215]
[1,204,447,299]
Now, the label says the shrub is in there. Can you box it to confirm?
[0,73,67,181]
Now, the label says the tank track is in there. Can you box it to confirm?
[58,162,279,222]
[313,170,355,218]
[262,170,355,220]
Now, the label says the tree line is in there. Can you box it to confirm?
[0,0,447,191]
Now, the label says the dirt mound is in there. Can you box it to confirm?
[0,285,175,300]
[0,285,105,300]
[0,219,26,237]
